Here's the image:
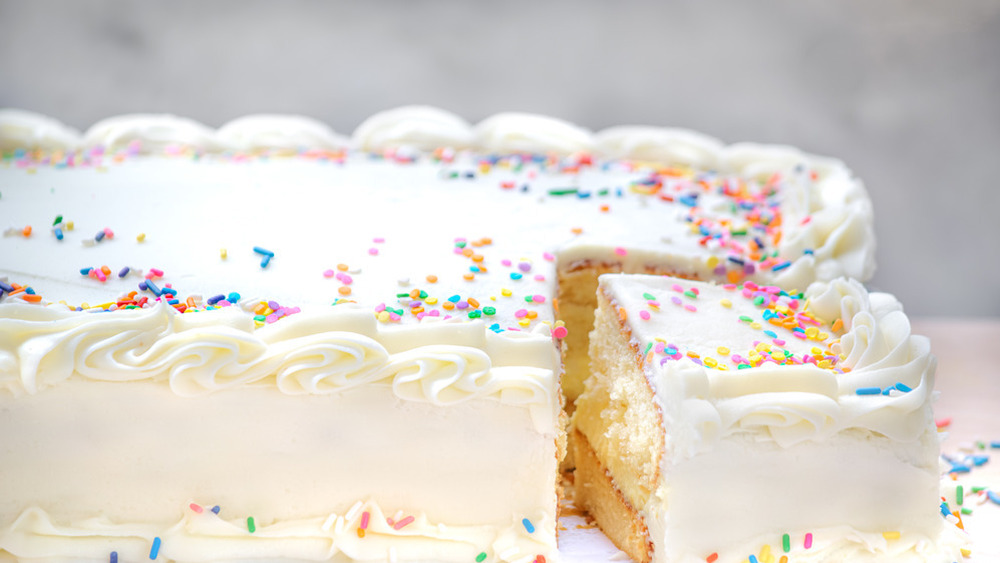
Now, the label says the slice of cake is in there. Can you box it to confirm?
[572,273,966,562]
[1,106,877,562]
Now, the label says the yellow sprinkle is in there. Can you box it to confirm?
[704,357,718,368]
[377,311,391,323]
[718,364,729,371]
[136,232,146,243]
[220,248,228,260]
[717,346,730,355]
[750,322,762,330]
[755,342,771,352]
[501,288,513,297]
[65,221,74,231]
[555,320,565,327]
[720,298,732,308]
[706,255,720,269]
[817,331,829,341]
[961,548,972,557]
[810,346,824,355]
[80,302,90,309]
[882,531,900,540]
[517,319,530,327]
[805,326,820,338]
[425,297,438,305]
[817,359,832,369]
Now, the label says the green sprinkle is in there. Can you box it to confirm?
[957,485,964,505]
[737,364,751,370]
[683,290,697,299]
[524,295,533,302]
[642,292,656,300]
[396,292,410,298]
[482,306,496,316]
[644,342,653,354]
[247,516,256,533]
[419,290,428,299]
[961,507,973,515]
[739,315,754,323]
[253,315,266,322]
[547,187,579,196]
[468,310,482,319]
[475,553,487,563]
[597,188,610,196]
[753,296,766,306]
[455,241,467,248]
[782,533,790,553]
[972,486,987,493]
[53,214,63,226]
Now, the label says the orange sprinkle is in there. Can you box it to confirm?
[442,302,455,310]
[356,528,365,538]
[726,270,743,284]
[462,273,475,281]
[337,263,349,272]
[471,254,484,263]
[411,306,424,315]
[100,265,111,275]
[618,307,627,323]
[22,225,32,237]
[186,297,196,309]
[409,289,421,299]
[831,318,844,332]
[599,204,610,213]
[461,248,474,258]
[468,298,480,308]
[526,311,538,319]
[426,275,438,283]
[9,287,25,296]
[22,294,42,303]
[338,286,352,296]
[571,227,583,235]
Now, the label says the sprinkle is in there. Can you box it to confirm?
[476,553,487,563]
[211,505,221,514]
[614,247,627,256]
[149,537,162,559]
[189,503,203,513]
[360,511,370,529]
[706,554,719,563]
[782,533,790,552]
[957,485,965,505]
[522,518,535,533]
[856,387,881,396]
[552,326,568,339]
[988,491,1000,505]
[640,310,651,320]
[253,246,274,257]
[393,515,415,530]
[111,552,118,563]
[247,516,256,533]
[804,533,813,549]
[749,556,759,563]
[137,232,146,243]
[220,248,227,259]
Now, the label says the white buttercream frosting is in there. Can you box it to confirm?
[595,126,723,169]
[217,114,347,152]
[474,112,594,155]
[0,109,82,152]
[352,105,474,151]
[83,113,221,153]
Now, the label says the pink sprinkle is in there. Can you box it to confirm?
[773,339,786,346]
[639,310,651,320]
[393,516,415,530]
[936,417,952,429]
[453,247,465,255]
[189,503,203,513]
[534,275,546,281]
[672,284,683,293]
[388,313,401,321]
[341,275,353,285]
[360,511,370,530]
[684,304,697,313]
[150,268,164,277]
[515,309,528,318]
[428,310,440,317]
[368,248,378,256]
[614,247,627,256]
[323,269,335,278]
[375,303,386,313]
[532,295,545,304]
[647,300,660,307]
[543,252,555,261]
[689,287,700,296]
[373,237,385,243]
[103,227,115,239]
[501,259,512,267]
[552,326,568,339]
[804,533,813,549]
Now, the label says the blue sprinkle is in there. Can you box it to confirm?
[0,281,13,293]
[161,287,177,297]
[260,255,272,268]
[988,491,1000,505]
[447,294,461,303]
[949,463,971,474]
[856,387,881,396]
[763,330,777,339]
[970,455,989,467]
[991,441,1000,449]
[577,190,591,199]
[118,267,130,278]
[138,281,148,292]
[804,249,814,255]
[207,294,226,305]
[488,323,502,333]
[54,227,63,240]
[253,246,274,257]
[111,552,118,563]
[679,194,699,207]
[167,299,179,305]
[227,292,240,303]
[750,556,759,563]
[149,536,162,559]
[80,267,93,276]
[521,518,535,533]
[95,230,106,242]
[144,280,161,296]
[510,272,523,280]
[940,501,952,517]
[211,505,221,514]
[25,287,35,295]
[772,261,792,272]
[895,382,913,393]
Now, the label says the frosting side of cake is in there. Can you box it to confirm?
[575,274,967,562]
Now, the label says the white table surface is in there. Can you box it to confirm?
[557,318,1000,562]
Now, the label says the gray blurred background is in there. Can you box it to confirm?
[2,0,998,317]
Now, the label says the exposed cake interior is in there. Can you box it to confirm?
[572,273,968,562]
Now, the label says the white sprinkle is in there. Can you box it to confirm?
[344,500,363,523]
[81,238,96,247]
[397,277,410,286]
[388,547,398,563]
[321,513,338,532]
[497,547,520,560]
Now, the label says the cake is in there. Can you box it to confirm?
[572,273,966,562]
[0,106,876,563]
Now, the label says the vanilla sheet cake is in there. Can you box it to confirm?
[572,273,966,562]
[0,107,875,562]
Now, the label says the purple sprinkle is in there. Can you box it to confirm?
[671,296,682,306]
[518,262,532,272]
[95,230,106,242]
[207,294,226,305]
[0,281,14,293]
[118,267,130,278]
